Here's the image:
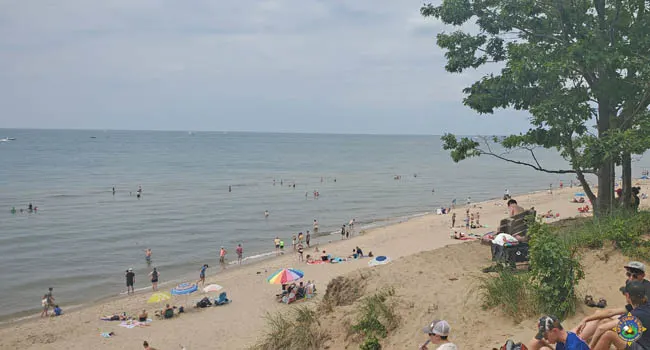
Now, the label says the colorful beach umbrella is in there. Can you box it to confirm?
[147,292,172,304]
[203,284,224,293]
[368,256,391,267]
[171,282,198,295]
[267,268,304,284]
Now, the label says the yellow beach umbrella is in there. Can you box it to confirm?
[147,292,172,304]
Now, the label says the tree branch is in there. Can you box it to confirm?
[475,148,593,174]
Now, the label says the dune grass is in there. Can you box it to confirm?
[250,306,330,350]
[349,287,399,349]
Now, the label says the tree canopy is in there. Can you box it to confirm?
[421,0,650,214]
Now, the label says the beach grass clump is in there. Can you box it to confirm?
[251,306,330,350]
[349,287,399,348]
[558,210,650,259]
[321,275,366,312]
[478,270,537,321]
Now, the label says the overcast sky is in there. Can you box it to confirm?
[0,0,529,134]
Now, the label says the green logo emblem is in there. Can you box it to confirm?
[615,312,646,346]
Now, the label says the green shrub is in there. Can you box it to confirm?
[360,335,382,350]
[350,288,399,349]
[478,270,537,321]
[528,220,584,318]
[251,306,330,350]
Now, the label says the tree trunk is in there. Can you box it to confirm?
[622,152,632,210]
[596,103,614,216]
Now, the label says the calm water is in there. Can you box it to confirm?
[0,129,638,320]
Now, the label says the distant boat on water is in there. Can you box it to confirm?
[188,131,194,136]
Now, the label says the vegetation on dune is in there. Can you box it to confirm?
[349,287,399,350]
[480,211,650,320]
[250,306,330,350]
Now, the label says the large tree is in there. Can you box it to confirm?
[422,0,650,214]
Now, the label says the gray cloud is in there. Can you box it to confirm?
[0,0,529,134]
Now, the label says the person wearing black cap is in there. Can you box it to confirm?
[588,280,650,350]
[527,315,589,350]
[575,261,650,343]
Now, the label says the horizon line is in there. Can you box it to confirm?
[0,127,507,138]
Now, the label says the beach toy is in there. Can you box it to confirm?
[267,268,304,284]
[368,256,391,267]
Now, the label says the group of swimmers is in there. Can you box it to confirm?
[11,202,37,214]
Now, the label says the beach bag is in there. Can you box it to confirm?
[500,340,527,350]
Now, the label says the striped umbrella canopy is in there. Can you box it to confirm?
[267,268,304,284]
[171,282,198,295]
[147,292,172,304]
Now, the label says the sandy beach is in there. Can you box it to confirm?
[1,183,643,350]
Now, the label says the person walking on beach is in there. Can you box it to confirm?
[292,235,297,251]
[476,212,480,227]
[345,225,350,239]
[219,247,227,270]
[198,264,208,286]
[305,230,311,248]
[279,240,285,254]
[451,213,456,228]
[297,243,304,262]
[274,237,280,256]
[236,244,243,264]
[341,225,346,240]
[149,267,159,291]
[41,294,49,317]
[313,219,319,234]
[126,268,135,295]
[298,232,304,243]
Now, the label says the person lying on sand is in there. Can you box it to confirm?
[100,313,127,321]
[143,340,157,350]
[578,281,650,350]
[575,261,650,345]
[526,315,589,350]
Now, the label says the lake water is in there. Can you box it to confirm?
[0,129,638,320]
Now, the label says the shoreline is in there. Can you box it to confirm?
[0,185,560,328]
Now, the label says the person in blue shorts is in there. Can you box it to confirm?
[527,315,589,350]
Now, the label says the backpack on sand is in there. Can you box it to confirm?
[499,340,528,350]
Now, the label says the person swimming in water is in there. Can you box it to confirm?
[28,203,33,211]
[144,248,152,264]
[11,206,16,214]
[112,187,115,195]
[137,185,142,199]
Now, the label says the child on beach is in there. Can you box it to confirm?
[41,294,49,317]
[292,235,296,251]
[298,232,304,243]
[274,237,280,256]
[198,264,208,286]
[476,212,480,227]
[279,240,285,254]
[219,247,227,270]
[236,244,243,264]
[470,213,474,229]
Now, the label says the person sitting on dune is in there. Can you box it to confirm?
[575,261,650,345]
[507,199,525,217]
[527,315,589,350]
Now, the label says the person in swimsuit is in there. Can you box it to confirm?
[305,231,311,248]
[279,240,284,254]
[126,268,135,295]
[197,264,208,286]
[274,237,280,256]
[149,267,159,291]
[219,247,227,270]
[236,244,243,264]
[313,219,319,234]
[297,243,304,262]
[144,249,152,264]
